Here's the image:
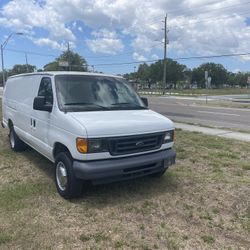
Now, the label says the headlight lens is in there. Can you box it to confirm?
[163,130,174,143]
[88,139,107,153]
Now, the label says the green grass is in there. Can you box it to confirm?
[0,100,249,249]
[201,235,215,244]
[242,164,250,170]
[0,234,12,245]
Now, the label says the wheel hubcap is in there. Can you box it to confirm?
[10,131,15,148]
[56,161,68,191]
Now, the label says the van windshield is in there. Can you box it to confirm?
[55,75,147,112]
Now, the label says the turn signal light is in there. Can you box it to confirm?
[76,138,88,153]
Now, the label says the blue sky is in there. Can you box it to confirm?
[1,0,250,75]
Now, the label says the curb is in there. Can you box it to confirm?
[175,122,250,142]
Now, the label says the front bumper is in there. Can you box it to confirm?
[73,149,176,185]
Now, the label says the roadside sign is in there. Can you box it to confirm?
[205,71,208,80]
[59,61,69,67]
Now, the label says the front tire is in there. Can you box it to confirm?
[9,126,27,151]
[55,152,82,199]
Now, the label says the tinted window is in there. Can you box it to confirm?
[38,77,53,105]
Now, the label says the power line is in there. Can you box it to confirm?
[92,51,250,67]
[5,48,58,57]
[175,52,250,60]
[5,42,163,60]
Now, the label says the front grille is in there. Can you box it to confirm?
[109,132,164,156]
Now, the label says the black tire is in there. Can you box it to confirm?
[9,126,27,151]
[54,152,82,199]
[150,168,167,178]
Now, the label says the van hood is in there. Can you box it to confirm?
[69,109,174,137]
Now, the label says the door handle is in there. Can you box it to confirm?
[31,118,36,128]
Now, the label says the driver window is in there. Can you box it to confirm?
[38,77,53,105]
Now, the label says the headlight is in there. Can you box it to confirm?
[76,138,108,154]
[163,130,174,143]
[88,139,108,153]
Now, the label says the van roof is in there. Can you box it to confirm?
[8,71,124,79]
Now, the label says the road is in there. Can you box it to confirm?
[1,89,249,131]
[148,96,250,131]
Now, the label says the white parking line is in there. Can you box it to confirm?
[197,111,241,117]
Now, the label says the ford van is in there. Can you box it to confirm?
[2,72,176,199]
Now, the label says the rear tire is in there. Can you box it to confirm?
[55,152,82,199]
[9,126,27,151]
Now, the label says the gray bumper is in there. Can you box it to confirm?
[73,149,176,185]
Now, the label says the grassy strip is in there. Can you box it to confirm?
[0,103,249,249]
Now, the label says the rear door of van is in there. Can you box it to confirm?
[3,75,39,144]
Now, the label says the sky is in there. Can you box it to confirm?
[1,0,250,75]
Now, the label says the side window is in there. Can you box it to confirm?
[38,77,53,105]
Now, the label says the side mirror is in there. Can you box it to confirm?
[141,97,148,107]
[33,96,52,112]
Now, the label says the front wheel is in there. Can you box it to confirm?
[55,152,82,199]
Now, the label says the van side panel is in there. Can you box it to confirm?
[3,75,40,143]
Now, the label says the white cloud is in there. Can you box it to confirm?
[86,29,124,54]
[133,52,147,61]
[1,0,250,61]
[34,38,66,50]
[151,54,159,60]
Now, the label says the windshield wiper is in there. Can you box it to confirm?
[64,102,110,110]
[111,102,147,109]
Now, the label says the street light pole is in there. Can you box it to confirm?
[1,32,23,87]
[1,44,5,86]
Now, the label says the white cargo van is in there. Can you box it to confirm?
[2,72,176,199]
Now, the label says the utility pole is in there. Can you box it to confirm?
[1,44,5,86]
[25,53,29,72]
[1,32,23,87]
[67,42,71,71]
[163,13,168,95]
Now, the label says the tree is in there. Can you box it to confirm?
[44,50,88,71]
[165,59,187,88]
[136,59,187,88]
[8,64,36,75]
[137,63,150,83]
[234,72,248,87]
[191,63,228,88]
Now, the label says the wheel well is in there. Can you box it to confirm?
[8,119,13,128]
[53,143,71,159]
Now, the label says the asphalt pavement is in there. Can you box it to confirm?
[148,96,250,132]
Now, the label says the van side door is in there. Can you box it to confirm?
[31,77,54,159]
